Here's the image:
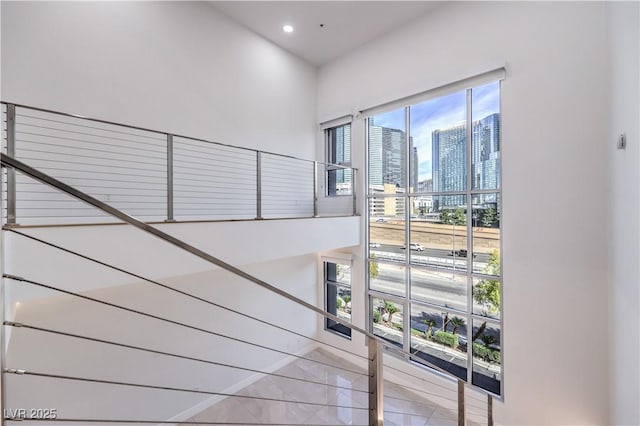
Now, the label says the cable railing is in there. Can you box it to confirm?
[1,157,493,424]
[1,102,356,225]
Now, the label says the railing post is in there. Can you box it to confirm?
[0,153,6,426]
[313,161,318,217]
[256,152,262,220]
[352,168,357,216]
[368,337,384,426]
[488,394,494,426]
[166,134,174,222]
[458,380,466,426]
[6,104,16,225]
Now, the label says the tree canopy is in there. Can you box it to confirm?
[369,253,379,279]
[440,208,466,226]
[480,207,500,228]
[472,250,501,314]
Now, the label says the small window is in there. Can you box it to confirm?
[325,124,352,196]
[324,261,352,338]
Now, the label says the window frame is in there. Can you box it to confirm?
[323,259,353,339]
[324,122,352,197]
[365,78,504,398]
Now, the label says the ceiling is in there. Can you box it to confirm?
[209,1,443,66]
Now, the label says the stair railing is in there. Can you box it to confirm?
[1,155,493,425]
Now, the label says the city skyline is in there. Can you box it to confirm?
[370,81,500,182]
[368,109,500,195]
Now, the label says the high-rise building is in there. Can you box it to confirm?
[368,123,417,191]
[327,124,352,193]
[472,113,500,193]
[432,123,466,207]
[334,124,351,184]
[368,125,383,187]
[380,126,404,187]
[410,145,418,191]
[432,113,500,208]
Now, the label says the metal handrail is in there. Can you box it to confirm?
[2,101,358,225]
[0,153,454,379]
[1,101,354,170]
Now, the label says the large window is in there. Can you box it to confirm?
[325,123,352,196]
[367,80,502,395]
[324,260,352,338]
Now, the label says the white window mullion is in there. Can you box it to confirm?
[465,88,474,383]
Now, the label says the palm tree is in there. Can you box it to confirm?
[472,321,487,342]
[423,319,436,339]
[449,316,466,335]
[442,312,450,332]
[384,301,399,325]
[480,333,497,348]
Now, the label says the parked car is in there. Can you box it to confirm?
[409,243,425,251]
[369,242,381,248]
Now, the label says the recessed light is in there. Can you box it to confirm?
[283,25,294,33]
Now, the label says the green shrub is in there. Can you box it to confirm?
[473,343,489,360]
[342,295,351,304]
[392,323,403,331]
[373,311,381,323]
[336,298,344,309]
[434,331,458,349]
[473,343,501,364]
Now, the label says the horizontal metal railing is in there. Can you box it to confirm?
[1,102,356,225]
[0,154,493,425]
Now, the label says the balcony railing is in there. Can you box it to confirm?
[1,102,356,226]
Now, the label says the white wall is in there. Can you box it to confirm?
[317,2,611,424]
[607,2,640,425]
[1,1,317,159]
[5,216,359,299]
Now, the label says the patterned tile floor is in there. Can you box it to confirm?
[182,347,485,426]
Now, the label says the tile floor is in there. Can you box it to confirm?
[182,348,486,426]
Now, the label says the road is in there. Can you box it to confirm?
[371,244,491,274]
[371,265,467,312]
[336,246,498,319]
[370,266,501,333]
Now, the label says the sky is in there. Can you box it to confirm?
[371,81,500,182]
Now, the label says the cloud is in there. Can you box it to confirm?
[371,108,405,129]
[471,81,500,119]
